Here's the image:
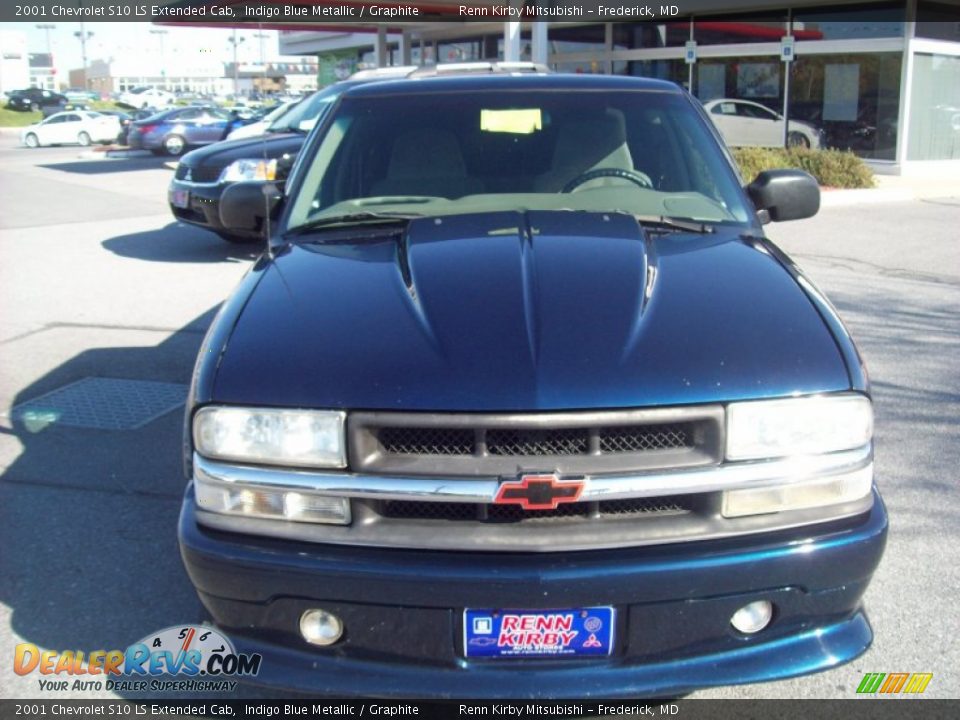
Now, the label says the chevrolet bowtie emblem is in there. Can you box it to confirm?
[494,474,585,511]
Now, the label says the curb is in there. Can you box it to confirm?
[819,187,915,207]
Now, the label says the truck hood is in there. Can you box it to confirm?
[211,211,850,411]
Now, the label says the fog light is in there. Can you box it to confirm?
[730,600,773,634]
[300,609,343,646]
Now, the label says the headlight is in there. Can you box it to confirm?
[194,474,351,525]
[726,394,872,461]
[218,158,277,183]
[722,464,873,517]
[193,406,346,468]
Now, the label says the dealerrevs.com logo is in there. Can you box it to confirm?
[857,672,934,695]
[14,625,262,693]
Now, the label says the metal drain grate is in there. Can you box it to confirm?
[10,377,188,430]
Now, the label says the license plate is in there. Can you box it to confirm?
[170,189,190,209]
[464,607,615,658]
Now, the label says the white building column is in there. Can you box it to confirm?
[504,0,523,62]
[399,30,412,66]
[374,26,388,67]
[504,22,521,62]
[531,21,549,65]
[604,23,614,74]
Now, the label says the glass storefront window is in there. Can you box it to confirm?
[691,58,788,150]
[693,59,784,108]
[549,24,606,55]
[613,59,689,89]
[438,42,482,63]
[791,2,904,40]
[789,53,902,160]
[612,22,690,49]
[916,2,960,41]
[908,53,960,161]
[554,60,606,75]
[693,13,788,45]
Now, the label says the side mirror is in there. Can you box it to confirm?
[275,152,297,182]
[219,181,282,236]
[746,169,820,223]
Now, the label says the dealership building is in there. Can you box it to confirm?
[272,0,960,175]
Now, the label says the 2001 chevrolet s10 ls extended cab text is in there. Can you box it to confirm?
[177,72,886,698]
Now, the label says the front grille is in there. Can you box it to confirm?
[380,427,474,456]
[378,496,693,523]
[349,407,723,476]
[487,428,589,456]
[190,165,226,183]
[598,424,692,453]
[175,162,227,183]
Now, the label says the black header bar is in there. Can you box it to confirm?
[0,700,958,720]
[3,1,695,24]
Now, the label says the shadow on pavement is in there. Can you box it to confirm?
[38,157,172,175]
[0,306,284,699]
[102,223,262,264]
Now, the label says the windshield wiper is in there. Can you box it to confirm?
[286,212,422,236]
[631,215,715,234]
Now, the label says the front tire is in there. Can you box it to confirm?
[24,133,39,148]
[163,134,186,156]
[77,131,92,146]
[787,131,811,149]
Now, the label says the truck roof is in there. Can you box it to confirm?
[341,73,685,98]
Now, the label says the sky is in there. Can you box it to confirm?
[0,22,288,72]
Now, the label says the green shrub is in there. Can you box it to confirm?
[0,108,42,127]
[732,147,875,189]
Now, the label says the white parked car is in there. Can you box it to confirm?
[703,99,823,149]
[119,87,176,110]
[20,111,121,148]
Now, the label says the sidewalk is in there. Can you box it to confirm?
[820,173,960,207]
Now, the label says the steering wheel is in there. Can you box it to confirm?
[562,167,654,193]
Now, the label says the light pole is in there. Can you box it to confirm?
[227,30,246,98]
[252,31,269,96]
[150,29,168,89]
[252,31,268,66]
[73,22,93,89]
[36,23,55,90]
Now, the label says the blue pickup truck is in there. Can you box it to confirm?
[177,70,886,698]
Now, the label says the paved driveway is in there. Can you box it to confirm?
[0,140,957,699]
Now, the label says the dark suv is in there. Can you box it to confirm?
[6,87,68,115]
[168,67,416,244]
[178,73,886,698]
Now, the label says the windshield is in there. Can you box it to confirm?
[288,88,753,230]
[260,100,296,126]
[271,85,343,133]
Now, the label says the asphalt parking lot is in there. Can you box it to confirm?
[0,139,957,701]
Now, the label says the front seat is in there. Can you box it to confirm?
[370,128,484,198]
[534,109,635,192]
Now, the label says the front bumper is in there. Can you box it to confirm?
[168,178,256,239]
[179,487,887,698]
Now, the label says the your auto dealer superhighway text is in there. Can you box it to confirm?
[459,705,679,716]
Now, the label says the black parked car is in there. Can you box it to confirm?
[168,69,414,243]
[6,88,68,113]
